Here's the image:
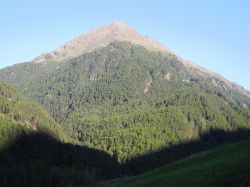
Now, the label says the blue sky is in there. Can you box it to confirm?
[0,0,249,89]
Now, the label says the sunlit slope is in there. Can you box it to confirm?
[0,81,66,145]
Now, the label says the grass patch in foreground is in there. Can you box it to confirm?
[109,140,250,187]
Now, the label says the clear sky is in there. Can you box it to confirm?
[0,0,249,89]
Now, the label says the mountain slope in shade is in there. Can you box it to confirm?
[34,21,169,63]
[109,140,250,187]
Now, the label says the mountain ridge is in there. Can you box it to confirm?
[31,21,250,99]
[182,59,250,99]
[34,21,170,63]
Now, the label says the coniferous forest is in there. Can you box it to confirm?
[0,40,250,186]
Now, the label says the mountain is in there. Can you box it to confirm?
[2,21,250,102]
[0,21,250,165]
[29,21,250,101]
[33,21,169,63]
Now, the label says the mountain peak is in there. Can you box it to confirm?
[110,20,128,27]
[34,21,169,63]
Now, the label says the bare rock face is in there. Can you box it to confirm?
[164,73,171,81]
[34,21,170,63]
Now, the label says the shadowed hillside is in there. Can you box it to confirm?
[109,139,250,187]
[124,128,250,175]
[1,128,250,187]
[0,132,123,187]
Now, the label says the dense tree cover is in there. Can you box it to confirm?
[0,133,123,187]
[0,82,66,143]
[0,42,250,185]
[0,42,250,164]
[0,115,30,149]
[64,89,250,162]
[1,42,249,120]
[0,82,124,186]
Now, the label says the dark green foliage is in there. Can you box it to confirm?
[63,88,250,162]
[0,42,250,186]
[0,82,124,186]
[0,133,123,187]
[0,82,66,144]
[0,42,250,164]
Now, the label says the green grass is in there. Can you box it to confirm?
[109,140,250,187]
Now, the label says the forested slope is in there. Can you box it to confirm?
[0,81,66,145]
[1,42,250,163]
[0,82,124,186]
